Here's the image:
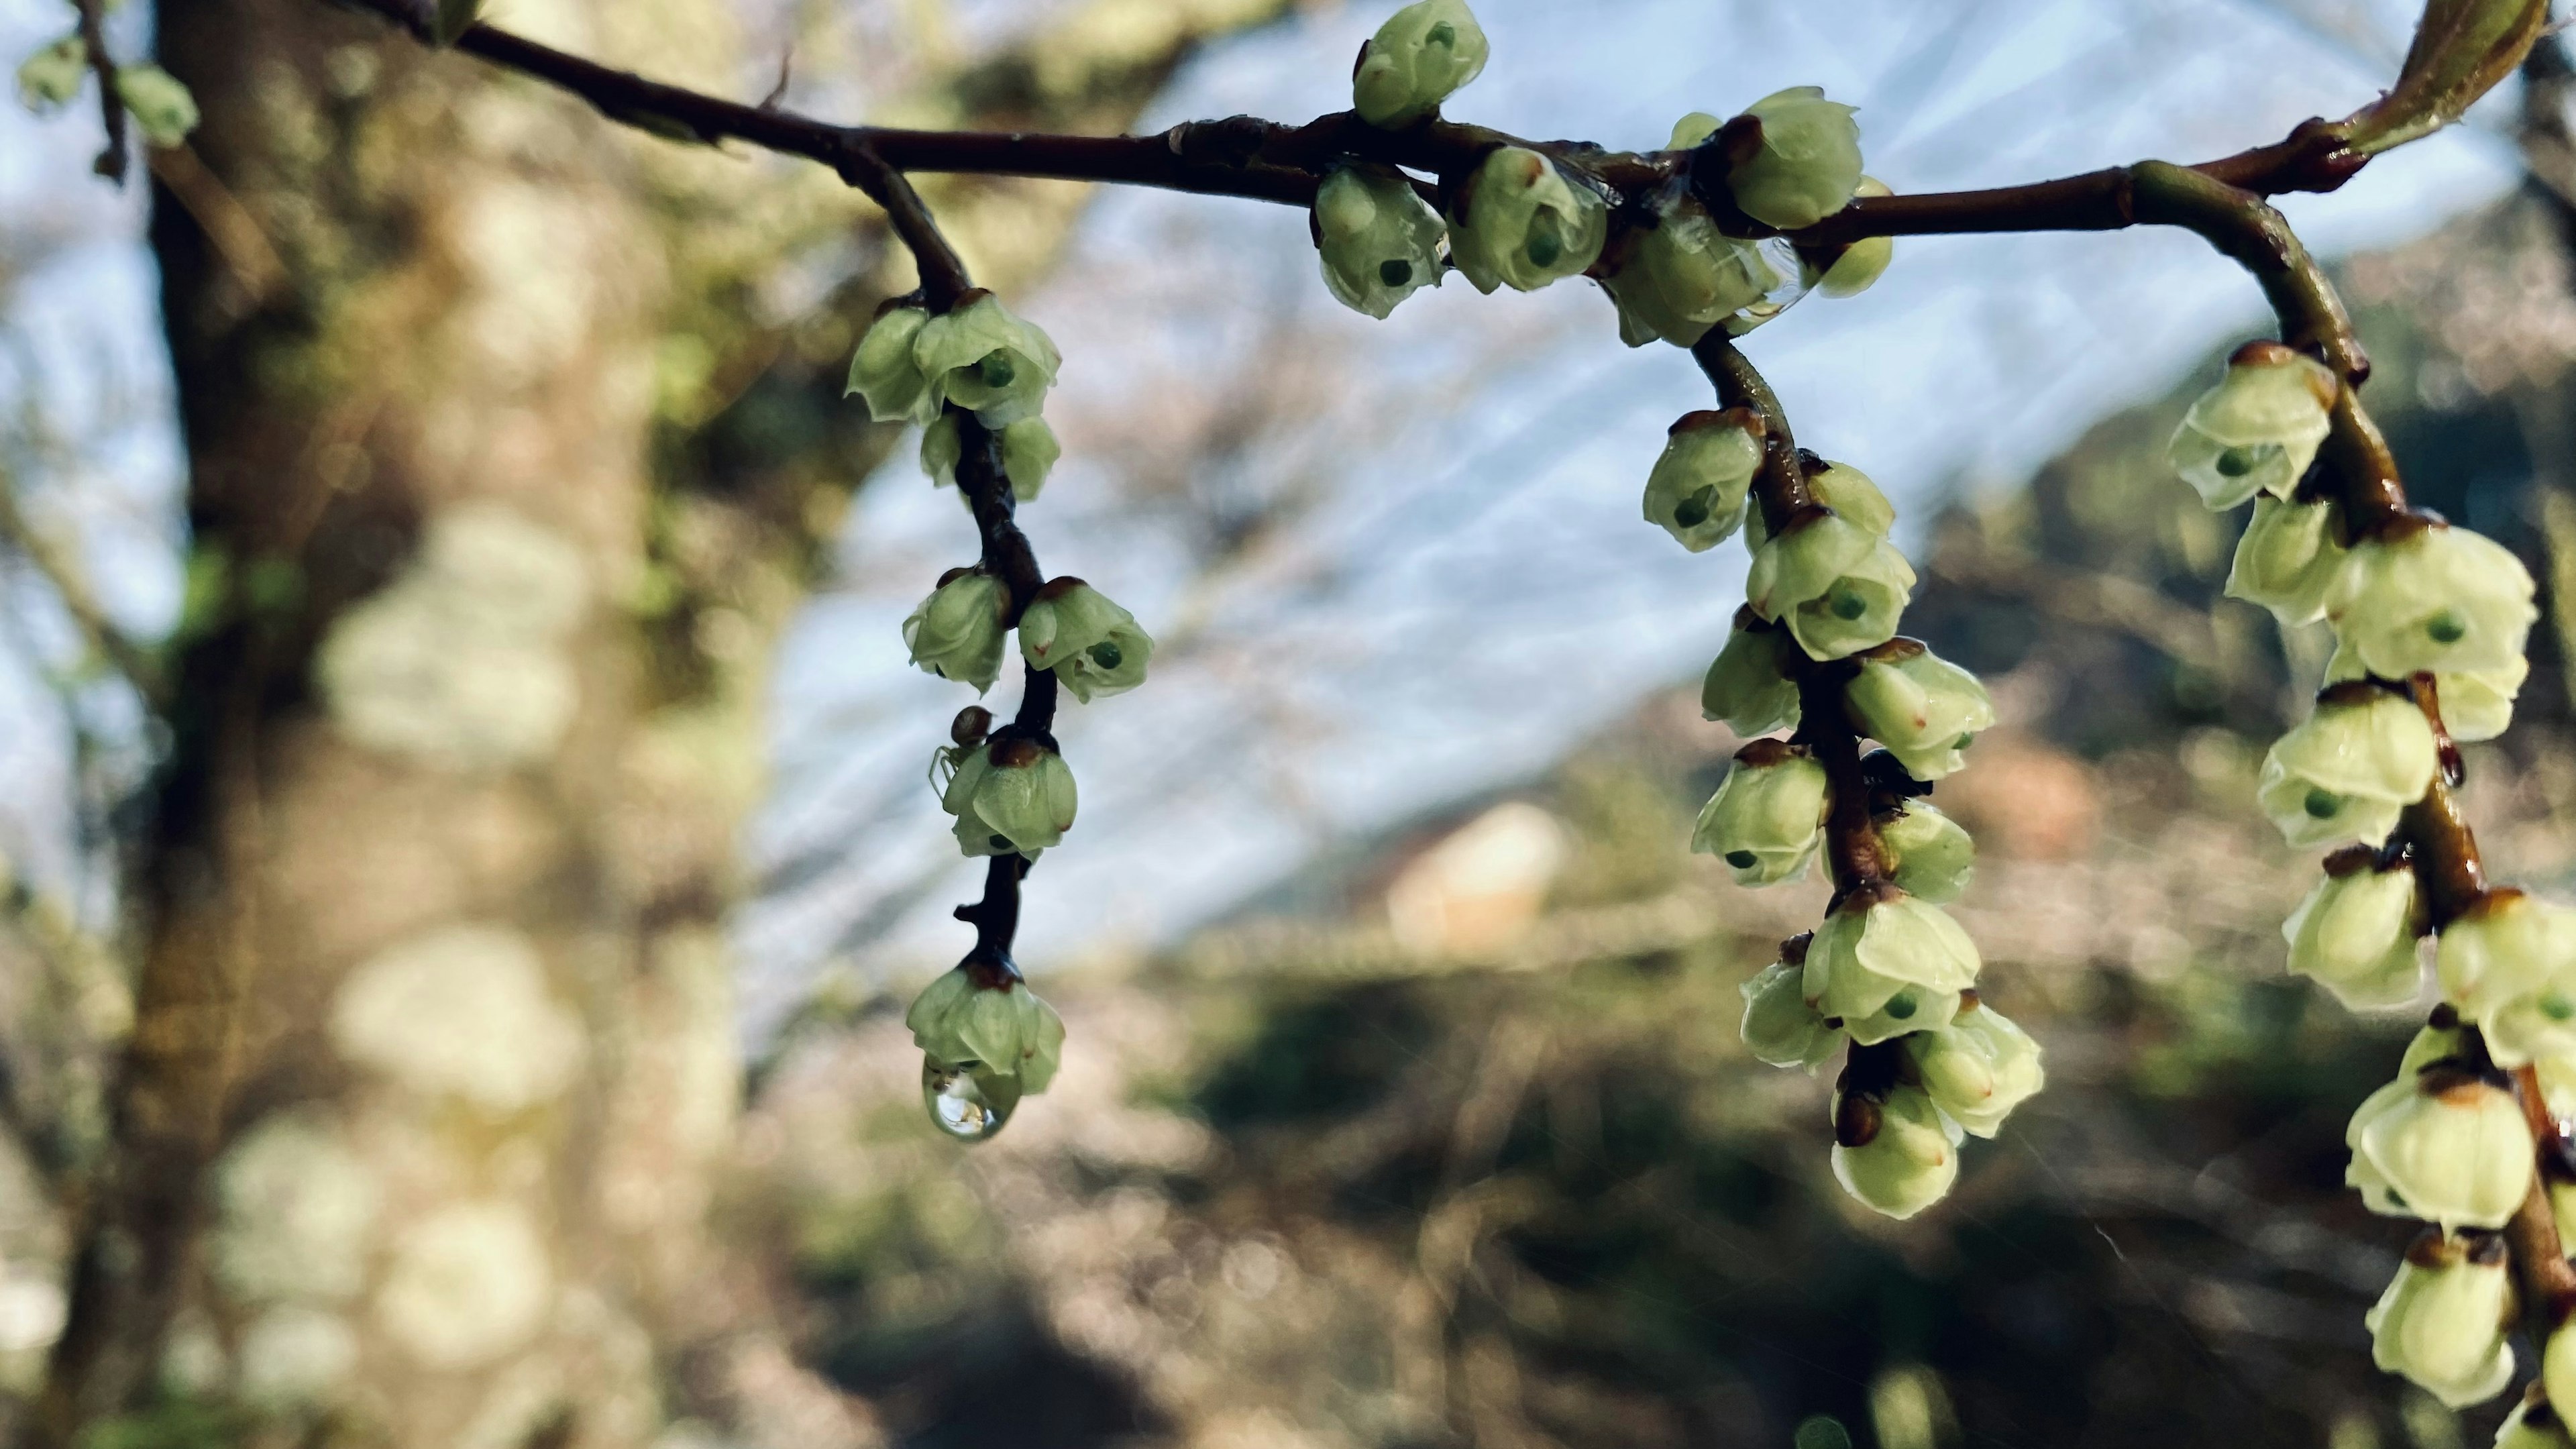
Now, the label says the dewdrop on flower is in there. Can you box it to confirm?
[1903,994,2043,1138]
[1350,0,1488,128]
[1314,165,1446,319]
[1689,739,1827,886]
[1017,578,1152,704]
[845,303,941,425]
[941,737,1078,857]
[2327,519,2538,683]
[1802,891,1979,1046]
[2255,684,2438,849]
[912,291,1061,427]
[1815,178,1894,297]
[1701,614,1803,737]
[1449,147,1607,294]
[1722,87,1865,231]
[2437,890,2576,1068]
[1843,642,1995,783]
[2345,1065,2534,1232]
[920,414,1058,502]
[902,568,1011,694]
[1881,799,1974,904]
[1644,409,1763,551]
[907,967,1067,1093]
[2283,849,2424,1011]
[1740,949,1840,1071]
[1602,201,1780,347]
[2167,341,2338,509]
[2226,494,2347,627]
[1745,513,1914,661]
[2365,1229,2516,1408]
[1831,1080,1960,1220]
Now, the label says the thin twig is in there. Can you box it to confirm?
[73,0,125,184]
[0,464,163,704]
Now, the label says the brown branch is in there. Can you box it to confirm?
[2509,1063,2576,1329]
[74,0,125,184]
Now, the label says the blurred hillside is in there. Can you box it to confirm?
[724,187,2576,1448]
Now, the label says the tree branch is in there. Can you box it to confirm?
[74,0,125,184]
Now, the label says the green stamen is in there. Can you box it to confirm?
[2426,611,2466,645]
[1673,486,1715,531]
[1724,850,1758,869]
[2302,788,2341,820]
[2545,994,2575,1022]
[1379,258,1413,287]
[1087,641,1124,670]
[1830,589,1868,621]
[977,353,1016,389]
[2214,445,2259,478]
[1426,20,1455,44]
[1524,211,1564,270]
[1885,992,1918,1020]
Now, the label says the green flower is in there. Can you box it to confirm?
[912,292,1061,427]
[1903,996,2043,1138]
[115,64,198,148]
[15,35,84,111]
[1739,955,1839,1071]
[1803,892,1978,1046]
[1724,87,1864,231]
[1449,147,1607,294]
[2436,890,2576,1068]
[920,413,1057,502]
[1843,643,1994,782]
[1743,460,1893,551]
[1689,741,1827,885]
[1700,618,1802,737]
[2167,341,2338,508]
[1813,177,1894,297]
[2255,688,2439,848]
[2364,1230,2515,1408]
[1018,578,1152,704]
[2326,521,2537,682]
[1831,1081,1960,1220]
[1601,201,1778,347]
[1315,165,1446,319]
[1745,513,1914,661]
[2346,1069,2532,1232]
[1643,409,1762,551]
[902,569,1011,693]
[906,967,1067,1091]
[2225,495,2347,626]
[2282,857,2423,1012]
[942,738,1078,857]
[2494,1394,2576,1449]
[1881,799,1974,904]
[2326,636,2526,745]
[845,304,940,425]
[1351,0,1488,127]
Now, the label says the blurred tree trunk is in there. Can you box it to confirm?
[30,0,1289,1442]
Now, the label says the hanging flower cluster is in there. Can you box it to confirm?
[2170,332,2576,1435]
[847,283,1159,1141]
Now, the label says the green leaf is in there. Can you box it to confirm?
[2347,0,2553,155]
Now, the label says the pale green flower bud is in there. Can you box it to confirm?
[2438,891,2576,1069]
[1701,616,1802,737]
[1018,578,1152,704]
[1668,111,1723,150]
[2255,686,2438,849]
[1803,892,1979,1046]
[1904,995,2043,1137]
[2166,341,2339,509]
[2283,853,2423,1011]
[942,737,1079,857]
[920,414,1058,502]
[906,967,1067,1091]
[1815,178,1894,298]
[1449,147,1608,295]
[2365,1230,2515,1408]
[2326,521,2538,682]
[1690,739,1827,885]
[2345,1067,2534,1231]
[1882,799,1974,904]
[1725,87,1864,231]
[2225,495,2347,627]
[1740,953,1839,1070]
[1746,514,1915,661]
[1601,203,1779,347]
[846,304,940,425]
[1644,409,1762,551]
[2496,1395,2576,1449]
[1843,642,1995,783]
[1746,460,1894,551]
[1831,1081,1961,1220]
[15,35,84,111]
[115,64,198,148]
[2326,637,2526,745]
[1351,0,1488,128]
[1314,165,1446,319]
[902,568,1011,693]
[912,292,1062,427]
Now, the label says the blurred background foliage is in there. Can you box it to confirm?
[3,1,2576,1447]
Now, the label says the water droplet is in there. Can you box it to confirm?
[922,1056,1023,1142]
[2426,610,2465,645]
[1829,589,1868,621]
[2302,788,2341,820]
[2214,445,2259,478]
[1087,640,1124,669]
[1377,258,1413,287]
[1724,849,1758,869]
[977,352,1016,389]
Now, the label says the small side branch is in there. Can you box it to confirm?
[74,0,126,183]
